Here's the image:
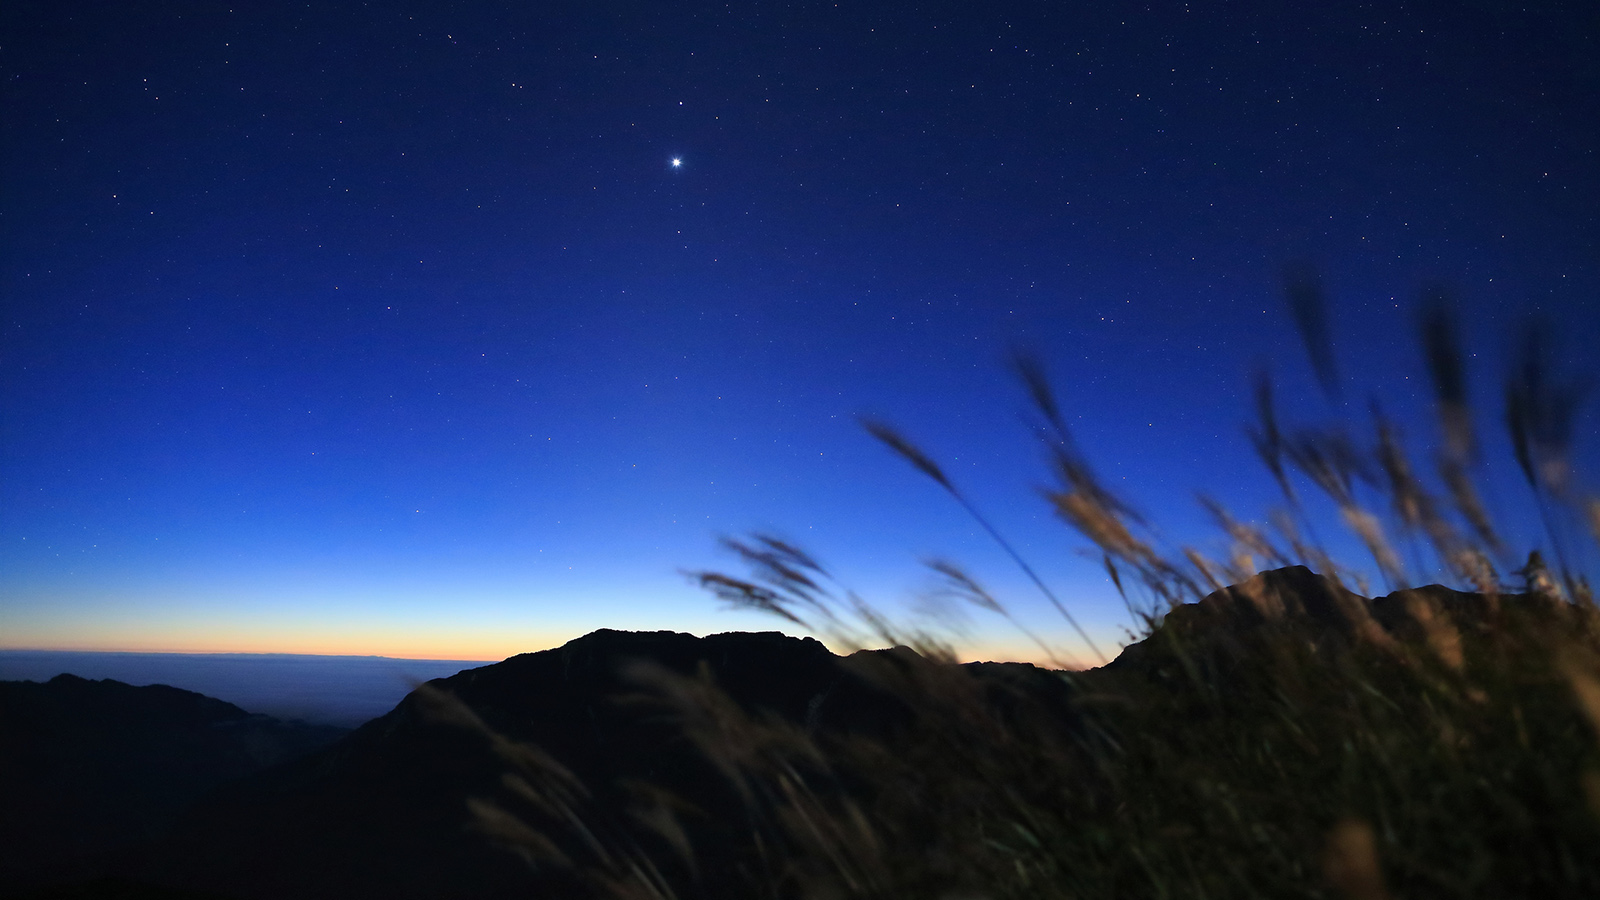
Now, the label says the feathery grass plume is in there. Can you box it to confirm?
[1183,546,1227,594]
[415,683,689,899]
[695,572,810,627]
[1100,552,1153,632]
[1421,291,1474,461]
[462,273,1600,900]
[1420,297,1505,558]
[621,659,828,811]
[1275,421,1414,589]
[690,535,855,637]
[1047,488,1152,569]
[1200,495,1294,575]
[1249,371,1298,503]
[1505,321,1591,598]
[1340,506,1406,591]
[1268,506,1344,584]
[1371,403,1430,535]
[1505,322,1585,499]
[618,780,700,878]
[621,648,1090,900]
[858,418,954,492]
[1010,348,1074,449]
[1370,399,1484,590]
[925,557,1065,666]
[1015,349,1226,620]
[1397,588,1466,671]
[1441,456,1503,557]
[1012,349,1148,532]
[859,413,1107,665]
[663,305,1600,896]
[1282,426,1372,508]
[1284,262,1342,403]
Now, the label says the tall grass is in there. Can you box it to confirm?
[448,275,1600,899]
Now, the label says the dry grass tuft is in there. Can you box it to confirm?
[443,275,1600,898]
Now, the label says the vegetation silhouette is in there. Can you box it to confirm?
[440,272,1600,899]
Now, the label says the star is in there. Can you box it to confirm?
[670,157,682,168]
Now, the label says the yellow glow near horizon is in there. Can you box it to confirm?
[0,625,1105,668]
[0,581,1120,666]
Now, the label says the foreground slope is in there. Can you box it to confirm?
[0,675,346,893]
[35,566,1600,899]
[140,631,879,898]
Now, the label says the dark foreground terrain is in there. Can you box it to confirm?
[5,567,1598,899]
[0,676,347,895]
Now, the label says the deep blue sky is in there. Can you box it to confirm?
[3,0,1596,662]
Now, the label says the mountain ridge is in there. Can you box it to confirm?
[9,566,1588,898]
[0,674,348,894]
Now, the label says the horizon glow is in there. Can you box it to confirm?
[3,2,1595,666]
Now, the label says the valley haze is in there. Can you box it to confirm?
[0,650,492,727]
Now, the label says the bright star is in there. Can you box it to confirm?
[671,157,682,168]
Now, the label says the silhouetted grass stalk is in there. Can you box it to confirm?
[447,273,1600,899]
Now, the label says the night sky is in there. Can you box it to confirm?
[4,1,1596,663]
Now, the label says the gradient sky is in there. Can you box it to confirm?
[3,0,1596,664]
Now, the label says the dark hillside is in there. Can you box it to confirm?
[136,628,1070,899]
[0,675,346,894]
[17,570,1597,899]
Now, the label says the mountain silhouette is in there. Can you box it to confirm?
[8,568,1573,899]
[133,629,1062,899]
[0,674,347,896]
